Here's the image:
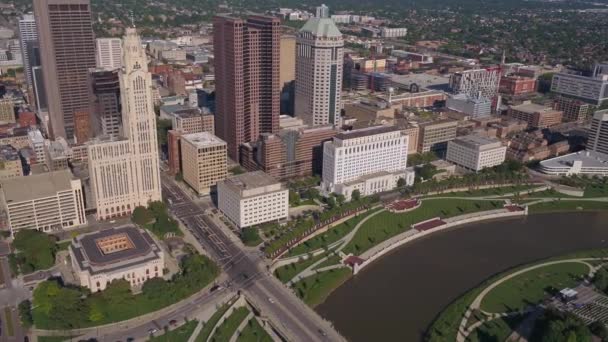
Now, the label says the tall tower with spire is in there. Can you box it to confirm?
[88,27,161,220]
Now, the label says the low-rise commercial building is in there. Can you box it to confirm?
[70,226,164,292]
[508,103,563,128]
[218,171,288,228]
[539,150,608,176]
[0,98,15,123]
[0,170,87,233]
[335,169,415,201]
[181,132,227,195]
[321,125,410,198]
[499,76,537,96]
[446,135,507,172]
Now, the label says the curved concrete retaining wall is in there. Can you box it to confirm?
[353,209,528,275]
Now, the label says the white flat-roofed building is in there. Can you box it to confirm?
[321,125,409,197]
[0,169,87,234]
[69,226,164,292]
[218,171,288,228]
[181,132,227,195]
[539,150,608,176]
[336,169,415,201]
[380,27,407,38]
[446,94,492,118]
[446,135,507,172]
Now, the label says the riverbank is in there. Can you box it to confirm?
[315,212,608,342]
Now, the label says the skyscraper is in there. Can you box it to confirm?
[34,0,97,141]
[18,13,38,89]
[96,38,122,70]
[89,68,121,137]
[295,18,343,126]
[316,4,329,18]
[589,109,608,155]
[213,15,280,162]
[88,28,161,220]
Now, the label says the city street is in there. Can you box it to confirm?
[161,175,344,342]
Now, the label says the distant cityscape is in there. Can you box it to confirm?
[0,0,605,341]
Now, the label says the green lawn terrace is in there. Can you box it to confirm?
[264,197,378,258]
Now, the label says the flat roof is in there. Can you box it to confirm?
[336,125,400,140]
[1,169,74,203]
[223,171,279,190]
[510,103,555,114]
[182,132,226,147]
[540,150,608,169]
[452,135,503,149]
[71,226,162,275]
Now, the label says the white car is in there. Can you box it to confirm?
[268,297,275,304]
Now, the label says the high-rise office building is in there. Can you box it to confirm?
[295,18,343,126]
[18,13,38,89]
[213,15,280,162]
[551,63,608,106]
[88,28,161,220]
[316,4,329,18]
[589,109,608,155]
[89,68,121,137]
[34,0,97,141]
[96,38,122,70]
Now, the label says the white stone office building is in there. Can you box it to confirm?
[0,170,87,233]
[446,93,492,118]
[218,171,288,228]
[321,125,412,200]
[446,135,507,172]
[70,226,164,292]
[96,38,123,70]
[295,18,343,126]
[88,28,161,220]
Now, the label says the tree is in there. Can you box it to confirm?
[336,194,345,206]
[18,300,33,328]
[132,206,154,225]
[351,189,361,201]
[156,119,172,146]
[397,177,406,188]
[12,230,58,274]
[148,201,167,218]
[289,190,301,206]
[590,321,608,340]
[306,187,320,200]
[326,195,337,209]
[593,267,608,294]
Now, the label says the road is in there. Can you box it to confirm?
[161,175,344,342]
[0,257,27,342]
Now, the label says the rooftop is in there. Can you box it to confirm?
[300,18,342,38]
[0,144,19,161]
[182,132,226,148]
[1,169,74,203]
[452,135,504,150]
[510,103,556,114]
[223,171,280,191]
[335,125,400,140]
[540,150,608,170]
[70,226,162,275]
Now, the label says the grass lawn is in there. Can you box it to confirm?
[465,314,526,342]
[56,241,72,251]
[285,208,381,257]
[343,199,502,255]
[314,254,342,270]
[195,301,232,342]
[274,252,331,283]
[427,185,541,198]
[291,268,352,307]
[526,190,579,199]
[150,320,198,341]
[584,183,608,197]
[236,317,273,342]
[210,307,250,342]
[4,307,14,336]
[528,200,608,213]
[480,262,589,313]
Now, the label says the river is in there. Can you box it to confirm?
[317,212,608,342]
